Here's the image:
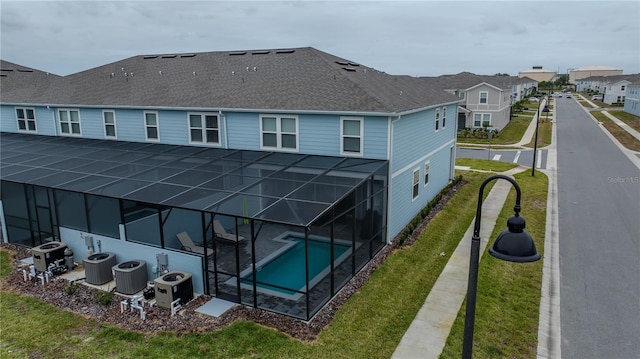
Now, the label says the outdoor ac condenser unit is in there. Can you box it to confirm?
[112,260,148,295]
[31,242,68,272]
[83,252,116,285]
[154,270,193,308]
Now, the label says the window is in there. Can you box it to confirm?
[58,109,81,135]
[621,85,625,91]
[189,113,219,145]
[479,92,488,104]
[435,108,440,131]
[261,115,298,151]
[341,117,363,155]
[459,91,466,100]
[16,107,37,132]
[424,161,430,187]
[442,106,447,128]
[473,113,491,128]
[144,112,159,141]
[412,169,420,200]
[103,110,116,138]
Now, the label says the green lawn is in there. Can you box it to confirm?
[608,110,640,132]
[458,116,531,145]
[440,171,547,358]
[1,170,548,359]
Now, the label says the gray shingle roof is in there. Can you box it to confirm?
[1,48,461,114]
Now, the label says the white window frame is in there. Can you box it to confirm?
[424,161,430,187]
[473,113,491,128]
[58,109,82,136]
[260,114,299,152]
[340,116,364,156]
[144,111,159,141]
[479,91,488,104]
[188,112,220,145]
[102,110,117,139]
[412,168,420,201]
[16,107,37,133]
[442,106,447,128]
[435,108,440,132]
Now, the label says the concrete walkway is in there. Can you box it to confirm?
[601,110,640,141]
[392,166,527,359]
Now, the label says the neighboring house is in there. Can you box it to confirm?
[0,48,461,320]
[569,66,623,84]
[432,72,516,131]
[623,81,640,117]
[518,66,556,83]
[603,79,631,105]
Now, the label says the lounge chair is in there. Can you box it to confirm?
[176,232,213,256]
[213,220,245,242]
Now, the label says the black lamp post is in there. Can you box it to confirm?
[461,175,541,359]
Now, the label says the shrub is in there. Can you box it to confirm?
[63,281,78,295]
[96,289,115,306]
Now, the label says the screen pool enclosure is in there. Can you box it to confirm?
[1,132,388,320]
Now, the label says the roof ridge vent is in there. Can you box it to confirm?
[336,61,349,66]
[251,50,270,55]
[342,67,357,72]
[348,62,360,67]
[180,53,196,58]
[17,69,34,72]
[275,49,295,54]
[229,51,246,56]
[161,54,177,58]
[143,55,158,59]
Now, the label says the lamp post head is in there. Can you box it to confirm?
[489,215,541,263]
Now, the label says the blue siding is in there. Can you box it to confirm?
[1,105,57,135]
[225,112,261,150]
[300,114,339,155]
[387,105,456,241]
[363,116,389,159]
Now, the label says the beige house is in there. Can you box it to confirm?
[569,66,622,84]
[518,66,556,83]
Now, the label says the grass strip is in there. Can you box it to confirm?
[592,111,640,151]
[455,158,519,173]
[458,116,532,145]
[608,110,640,132]
[440,171,547,358]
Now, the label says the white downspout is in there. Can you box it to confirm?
[220,111,228,149]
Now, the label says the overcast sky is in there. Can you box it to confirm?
[1,1,638,77]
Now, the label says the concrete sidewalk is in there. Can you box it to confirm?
[392,166,527,359]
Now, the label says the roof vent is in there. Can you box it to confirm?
[342,67,357,72]
[229,51,246,56]
[192,71,196,76]
[121,67,125,71]
[231,71,235,76]
[180,53,196,58]
[336,61,349,66]
[143,55,158,59]
[159,70,163,76]
[0,74,7,77]
[251,50,270,55]
[1,69,14,72]
[253,66,257,71]
[110,72,115,77]
[348,62,360,67]
[161,55,177,58]
[275,49,295,54]
[17,69,34,72]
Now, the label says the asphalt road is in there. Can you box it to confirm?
[555,96,640,358]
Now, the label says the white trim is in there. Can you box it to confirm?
[473,113,492,128]
[434,107,440,132]
[259,114,299,152]
[391,139,454,179]
[340,116,364,156]
[187,112,221,146]
[442,106,447,129]
[102,110,117,139]
[143,111,159,142]
[423,160,430,188]
[411,167,420,201]
[479,91,489,104]
[57,108,82,136]
[15,106,37,133]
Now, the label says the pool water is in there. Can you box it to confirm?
[243,238,350,296]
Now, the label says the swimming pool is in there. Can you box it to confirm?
[239,232,352,299]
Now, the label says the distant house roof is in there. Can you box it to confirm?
[423,72,523,91]
[0,48,461,115]
[576,73,640,83]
